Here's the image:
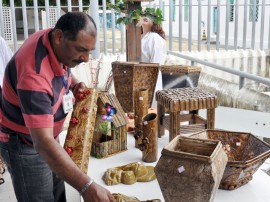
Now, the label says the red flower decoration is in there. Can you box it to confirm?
[82,107,89,113]
[67,133,74,140]
[84,90,91,95]
[65,146,74,156]
[77,92,86,101]
[70,117,79,126]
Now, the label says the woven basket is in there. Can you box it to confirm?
[190,129,270,190]
[155,136,228,202]
[112,61,159,112]
[161,65,201,89]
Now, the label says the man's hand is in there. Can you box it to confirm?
[82,182,115,202]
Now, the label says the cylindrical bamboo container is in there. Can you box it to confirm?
[140,113,158,162]
[134,89,148,148]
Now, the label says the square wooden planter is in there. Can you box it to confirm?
[190,129,270,190]
[155,136,228,202]
[112,61,159,112]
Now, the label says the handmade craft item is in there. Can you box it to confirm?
[64,88,98,174]
[0,157,5,185]
[155,136,228,202]
[112,193,161,202]
[190,129,270,190]
[139,113,158,162]
[156,87,218,141]
[103,162,156,185]
[134,89,148,148]
[112,61,159,112]
[91,92,128,158]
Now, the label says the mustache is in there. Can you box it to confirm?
[72,59,85,64]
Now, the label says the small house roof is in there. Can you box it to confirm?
[98,92,129,127]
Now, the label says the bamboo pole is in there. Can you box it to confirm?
[134,89,148,148]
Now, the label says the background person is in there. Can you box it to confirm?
[0,12,114,202]
[0,35,13,186]
[0,36,13,87]
[137,9,166,105]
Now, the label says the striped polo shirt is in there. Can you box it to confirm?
[0,28,72,143]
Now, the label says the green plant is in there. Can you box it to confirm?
[108,0,164,25]
[95,121,110,135]
[94,121,119,142]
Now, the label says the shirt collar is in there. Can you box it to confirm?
[42,28,65,76]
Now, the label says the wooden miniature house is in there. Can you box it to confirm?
[91,92,129,158]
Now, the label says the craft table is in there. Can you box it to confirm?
[61,127,270,202]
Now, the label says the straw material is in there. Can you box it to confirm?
[64,88,98,174]
[112,61,159,112]
[190,129,270,190]
[155,136,228,202]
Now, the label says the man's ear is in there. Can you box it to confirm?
[54,29,64,45]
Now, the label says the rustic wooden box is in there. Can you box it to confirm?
[190,129,270,190]
[112,61,159,112]
[155,136,228,202]
[161,65,201,89]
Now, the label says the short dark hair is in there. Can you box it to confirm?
[54,12,97,41]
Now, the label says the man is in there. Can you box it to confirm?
[0,12,114,202]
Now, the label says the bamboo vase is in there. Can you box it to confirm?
[140,113,158,162]
[134,88,148,148]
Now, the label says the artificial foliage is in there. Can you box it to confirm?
[108,0,164,25]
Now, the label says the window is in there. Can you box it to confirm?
[249,0,259,22]
[184,0,188,22]
[162,1,165,17]
[230,0,234,22]
[172,0,176,21]
[213,7,217,34]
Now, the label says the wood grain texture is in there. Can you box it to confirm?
[155,136,228,202]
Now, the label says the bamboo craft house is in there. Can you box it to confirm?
[91,92,129,158]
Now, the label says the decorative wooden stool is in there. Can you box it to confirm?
[156,88,218,141]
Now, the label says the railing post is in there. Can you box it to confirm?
[0,0,4,37]
[239,77,245,89]
[90,0,100,59]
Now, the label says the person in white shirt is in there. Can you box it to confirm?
[0,36,12,185]
[0,36,13,87]
[137,12,166,106]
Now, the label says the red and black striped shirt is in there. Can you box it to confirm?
[0,28,72,142]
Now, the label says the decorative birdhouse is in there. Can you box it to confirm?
[91,91,129,158]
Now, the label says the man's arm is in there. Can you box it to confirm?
[30,127,115,202]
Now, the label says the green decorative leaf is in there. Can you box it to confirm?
[110,2,164,25]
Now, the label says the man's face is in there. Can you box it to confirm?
[55,29,96,68]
